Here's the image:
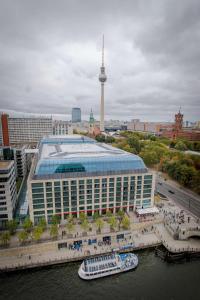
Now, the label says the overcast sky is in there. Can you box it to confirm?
[0,0,200,122]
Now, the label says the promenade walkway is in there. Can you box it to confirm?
[154,223,200,253]
[0,229,160,272]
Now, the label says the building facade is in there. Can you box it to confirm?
[53,120,69,135]
[7,117,53,144]
[28,135,155,224]
[0,161,17,228]
[72,108,81,123]
[0,145,27,178]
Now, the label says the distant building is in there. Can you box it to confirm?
[161,110,200,141]
[0,115,53,145]
[0,114,10,146]
[0,161,17,228]
[53,120,69,135]
[72,108,81,123]
[127,119,171,134]
[28,135,155,224]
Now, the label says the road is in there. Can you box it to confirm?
[155,178,200,218]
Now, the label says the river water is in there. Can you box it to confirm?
[0,250,199,300]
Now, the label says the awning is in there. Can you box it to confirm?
[137,207,159,215]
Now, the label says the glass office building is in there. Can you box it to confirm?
[28,135,155,224]
[72,108,81,123]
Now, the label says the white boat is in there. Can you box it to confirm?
[78,252,138,280]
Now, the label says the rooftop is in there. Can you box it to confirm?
[34,135,148,177]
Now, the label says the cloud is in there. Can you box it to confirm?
[0,0,199,122]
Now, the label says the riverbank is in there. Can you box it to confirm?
[1,222,200,273]
[0,228,161,273]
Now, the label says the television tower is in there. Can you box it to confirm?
[99,35,107,132]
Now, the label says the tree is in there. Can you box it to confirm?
[79,212,87,223]
[23,217,33,233]
[0,231,11,246]
[18,230,29,244]
[106,210,112,218]
[93,211,100,221]
[140,150,159,166]
[109,216,117,231]
[7,219,18,235]
[95,218,104,233]
[175,141,187,151]
[38,218,47,231]
[50,224,58,238]
[121,215,130,230]
[67,214,74,224]
[66,221,74,234]
[52,214,60,225]
[81,219,89,232]
[117,210,125,220]
[127,136,141,153]
[33,226,43,242]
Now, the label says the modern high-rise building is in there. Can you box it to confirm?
[28,135,155,224]
[99,35,107,132]
[0,161,17,228]
[72,108,81,123]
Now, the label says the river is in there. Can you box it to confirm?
[0,250,199,300]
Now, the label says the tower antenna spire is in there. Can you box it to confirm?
[102,34,104,66]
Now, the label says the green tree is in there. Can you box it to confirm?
[18,230,29,243]
[38,218,47,231]
[109,216,117,231]
[127,136,141,153]
[121,215,130,230]
[33,226,43,242]
[106,210,112,218]
[0,231,11,246]
[66,215,75,234]
[52,214,60,225]
[93,211,100,221]
[81,219,89,232]
[23,217,33,233]
[50,224,58,238]
[117,210,125,220]
[95,218,104,233]
[175,141,187,151]
[106,136,115,143]
[79,212,87,223]
[122,144,133,153]
[7,219,18,235]
[140,150,159,166]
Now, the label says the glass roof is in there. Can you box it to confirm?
[35,135,147,176]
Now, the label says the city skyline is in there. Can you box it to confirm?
[0,0,200,122]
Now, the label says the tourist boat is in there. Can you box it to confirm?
[78,252,138,280]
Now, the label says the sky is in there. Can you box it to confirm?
[0,0,200,122]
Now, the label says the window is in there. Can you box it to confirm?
[32,183,43,188]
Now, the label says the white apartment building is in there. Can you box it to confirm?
[8,117,53,144]
[0,161,17,228]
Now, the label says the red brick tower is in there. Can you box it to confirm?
[1,113,10,146]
